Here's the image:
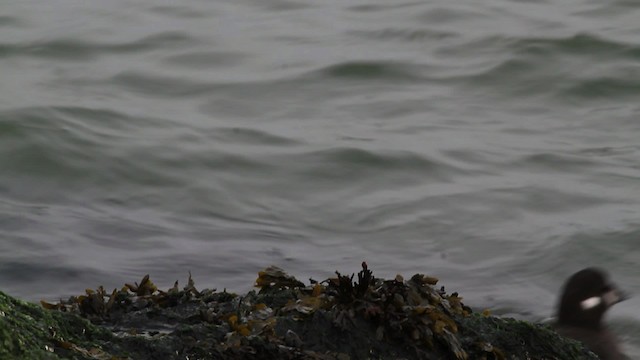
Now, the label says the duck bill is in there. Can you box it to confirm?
[603,285,629,307]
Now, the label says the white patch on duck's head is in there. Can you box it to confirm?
[580,296,602,310]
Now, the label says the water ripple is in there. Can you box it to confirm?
[0,31,198,60]
[162,51,248,69]
[0,15,22,27]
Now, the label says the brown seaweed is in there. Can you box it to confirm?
[35,264,597,360]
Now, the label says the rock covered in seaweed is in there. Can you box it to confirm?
[2,263,600,360]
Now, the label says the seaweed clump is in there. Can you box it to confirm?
[309,262,472,359]
[1,263,601,360]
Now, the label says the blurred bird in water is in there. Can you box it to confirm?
[555,268,628,360]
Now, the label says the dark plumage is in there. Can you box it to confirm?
[554,268,628,360]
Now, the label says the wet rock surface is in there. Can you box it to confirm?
[2,263,599,359]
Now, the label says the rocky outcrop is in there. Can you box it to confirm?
[1,263,599,359]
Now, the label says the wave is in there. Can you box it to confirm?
[0,31,198,60]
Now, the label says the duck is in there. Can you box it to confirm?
[554,268,628,360]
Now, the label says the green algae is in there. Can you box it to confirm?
[459,314,600,359]
[0,290,116,359]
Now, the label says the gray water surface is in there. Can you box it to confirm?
[1,0,640,356]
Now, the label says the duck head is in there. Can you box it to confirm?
[557,267,627,329]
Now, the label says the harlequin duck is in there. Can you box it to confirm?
[555,268,628,360]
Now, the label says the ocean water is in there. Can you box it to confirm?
[1,0,640,355]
